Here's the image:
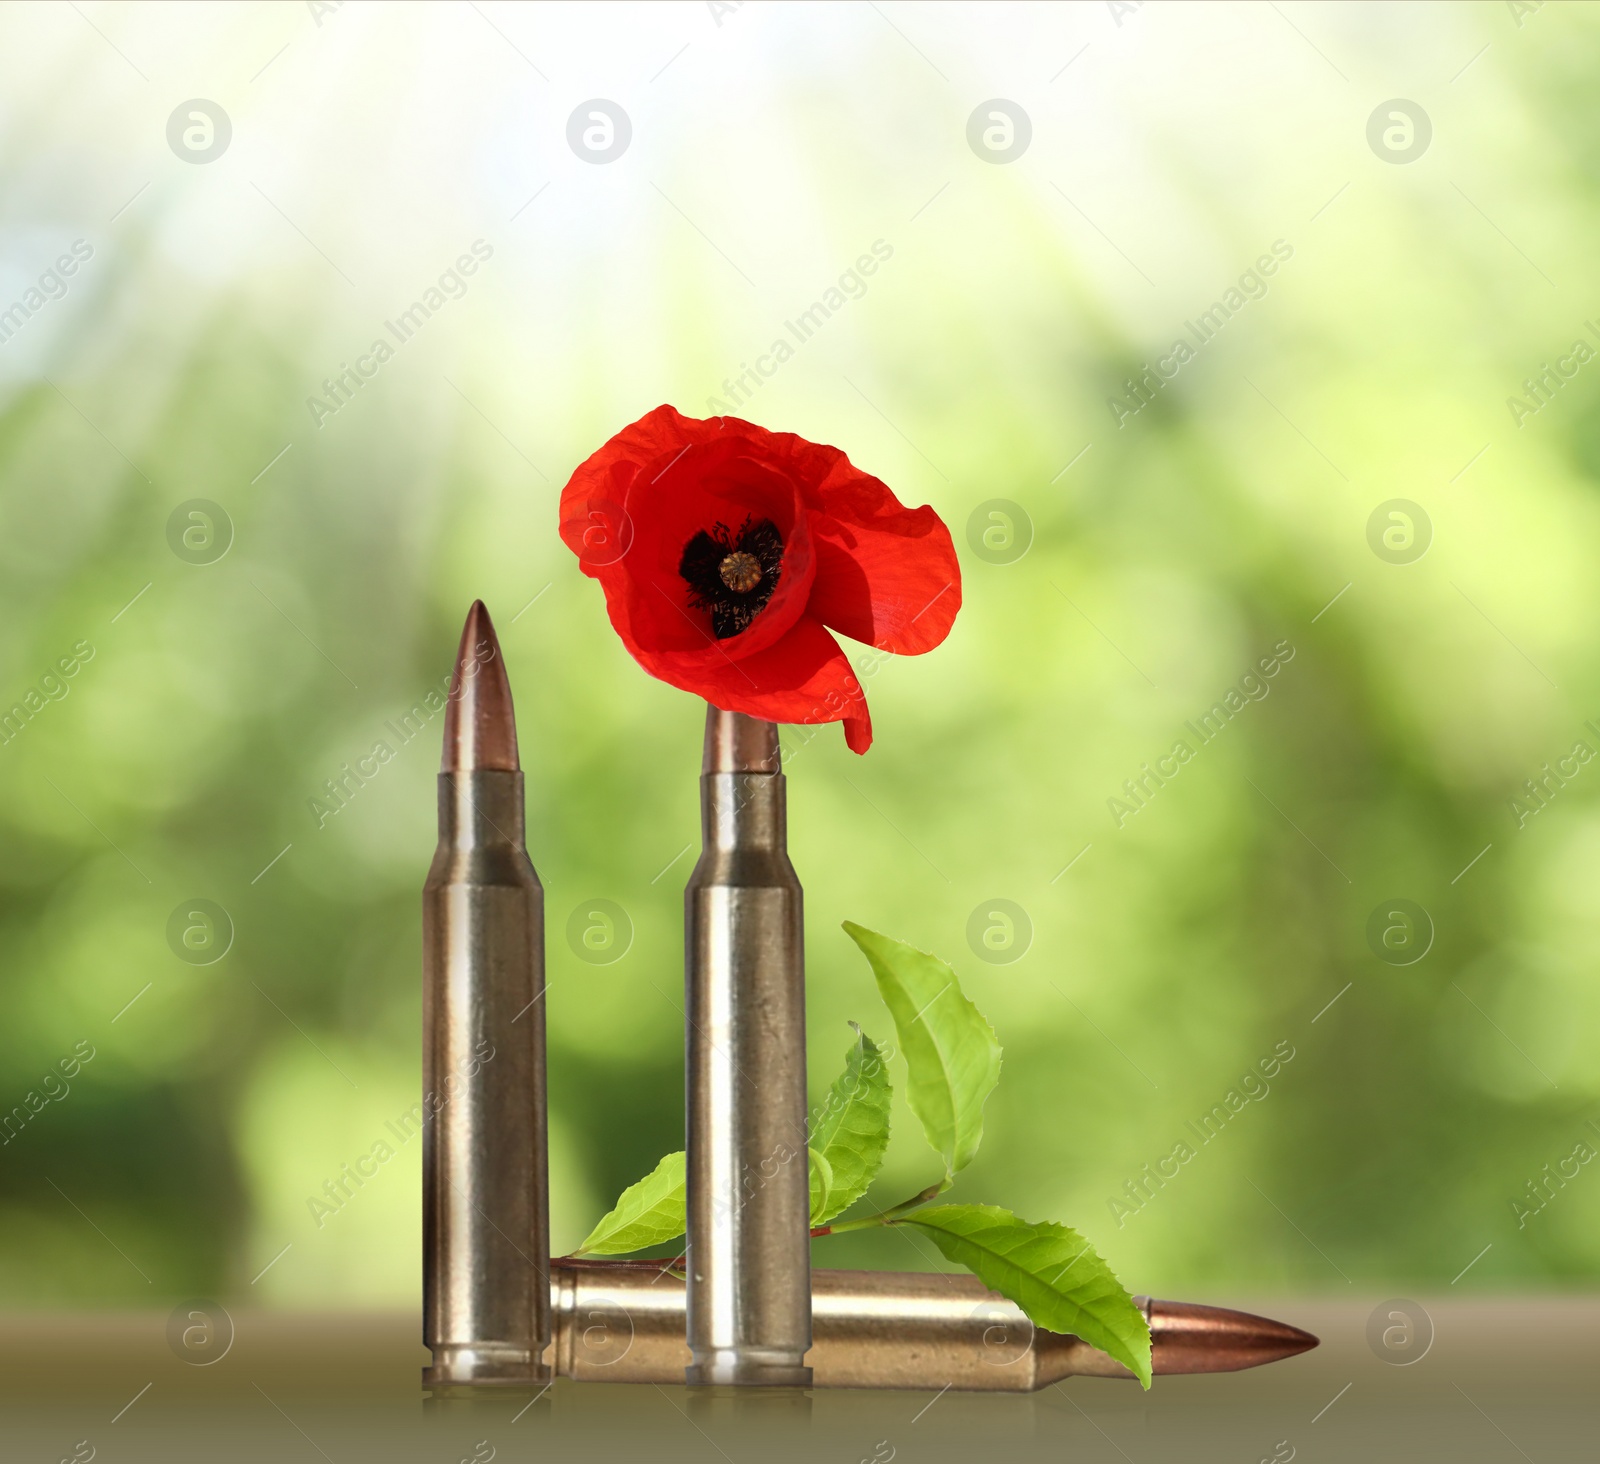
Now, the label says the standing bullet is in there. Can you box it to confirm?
[684,708,812,1386]
[550,1260,1319,1390]
[422,601,550,1388]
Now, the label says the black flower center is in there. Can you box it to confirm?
[679,516,783,639]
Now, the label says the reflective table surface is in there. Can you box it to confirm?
[3,1297,1593,1462]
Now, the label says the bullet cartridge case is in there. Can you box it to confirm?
[684,709,812,1387]
[549,1262,1313,1390]
[423,606,549,1389]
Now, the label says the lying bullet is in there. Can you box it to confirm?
[684,709,812,1386]
[549,1260,1318,1391]
[422,601,550,1388]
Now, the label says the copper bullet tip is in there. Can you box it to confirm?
[1146,1297,1319,1374]
[702,704,781,774]
[440,600,519,773]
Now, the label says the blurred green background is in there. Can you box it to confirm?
[2,0,1597,1310]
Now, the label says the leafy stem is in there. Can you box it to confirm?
[810,1177,949,1237]
[642,1179,951,1267]
[574,923,1152,1387]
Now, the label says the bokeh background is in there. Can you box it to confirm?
[1,0,1597,1312]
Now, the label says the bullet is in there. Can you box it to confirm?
[550,1260,1318,1390]
[684,708,811,1386]
[422,601,550,1388]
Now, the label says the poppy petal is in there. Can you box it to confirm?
[802,465,962,655]
[631,614,872,754]
[559,405,731,584]
[559,405,724,549]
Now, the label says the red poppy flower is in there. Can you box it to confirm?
[559,405,961,753]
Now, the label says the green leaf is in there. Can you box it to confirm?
[899,1204,1152,1388]
[842,922,1001,1177]
[807,1146,834,1227]
[809,1023,893,1225]
[575,1151,685,1256]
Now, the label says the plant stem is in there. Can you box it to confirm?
[810,1178,949,1238]
[574,1180,951,1254]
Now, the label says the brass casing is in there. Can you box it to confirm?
[423,769,550,1387]
[552,1262,1138,1391]
[684,711,812,1387]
